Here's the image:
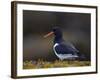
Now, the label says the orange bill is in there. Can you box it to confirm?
[44,31,54,38]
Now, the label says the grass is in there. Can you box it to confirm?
[23,59,91,69]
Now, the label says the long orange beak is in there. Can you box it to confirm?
[44,31,54,38]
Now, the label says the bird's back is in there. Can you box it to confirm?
[54,41,79,55]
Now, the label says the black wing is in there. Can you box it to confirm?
[55,41,79,54]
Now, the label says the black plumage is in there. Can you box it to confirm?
[52,27,79,60]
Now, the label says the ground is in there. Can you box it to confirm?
[23,59,91,69]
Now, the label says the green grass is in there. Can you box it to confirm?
[23,59,91,69]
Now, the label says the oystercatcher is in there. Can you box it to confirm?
[44,27,79,60]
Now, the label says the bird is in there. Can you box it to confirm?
[44,27,79,60]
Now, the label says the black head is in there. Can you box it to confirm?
[52,27,63,43]
[44,27,63,43]
[52,27,62,37]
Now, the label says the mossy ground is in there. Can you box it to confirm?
[23,59,90,69]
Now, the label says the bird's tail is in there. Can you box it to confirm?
[77,52,86,61]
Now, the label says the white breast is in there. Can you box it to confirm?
[53,43,63,60]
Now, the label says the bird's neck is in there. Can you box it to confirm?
[54,36,63,43]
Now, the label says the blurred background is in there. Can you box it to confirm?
[23,10,91,61]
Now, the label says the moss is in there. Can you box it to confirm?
[23,59,91,69]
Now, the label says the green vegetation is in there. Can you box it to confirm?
[23,59,91,69]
